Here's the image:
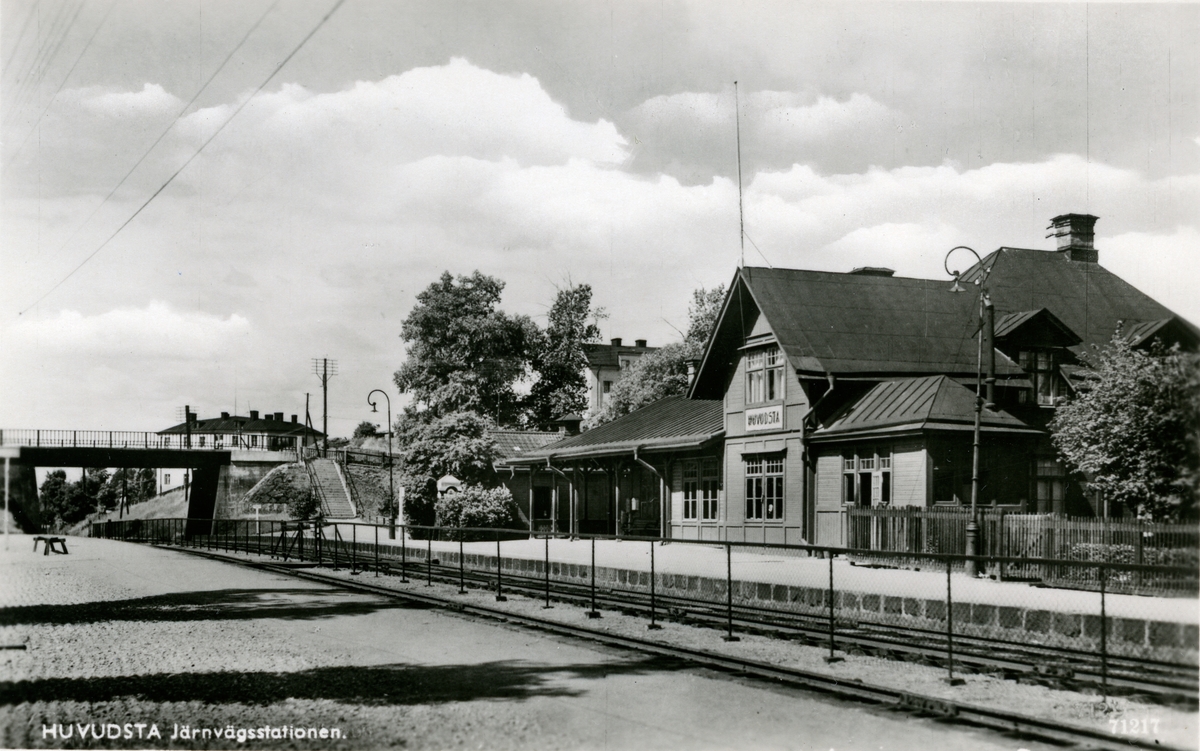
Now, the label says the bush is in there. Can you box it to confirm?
[434,485,521,540]
[251,468,321,521]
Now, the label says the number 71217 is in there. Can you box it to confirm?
[1109,718,1159,735]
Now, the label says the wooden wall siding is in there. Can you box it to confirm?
[726,442,747,523]
[725,347,810,439]
[814,451,844,547]
[891,445,927,507]
[785,436,806,532]
[584,472,609,521]
[815,453,842,509]
[725,354,746,433]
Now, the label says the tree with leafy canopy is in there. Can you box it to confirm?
[393,271,538,427]
[352,421,379,439]
[1051,333,1200,521]
[38,470,73,528]
[394,410,503,529]
[589,284,726,426]
[526,282,605,429]
[39,468,113,528]
[103,468,157,511]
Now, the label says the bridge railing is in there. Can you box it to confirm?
[0,428,297,453]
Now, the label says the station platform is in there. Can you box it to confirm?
[344,532,1198,662]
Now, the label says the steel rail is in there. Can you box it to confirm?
[168,545,1187,751]
[164,534,1197,699]
[351,552,1198,699]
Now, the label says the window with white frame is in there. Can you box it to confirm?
[842,448,892,507]
[745,346,784,404]
[745,454,784,520]
[701,458,720,520]
[683,462,699,520]
[682,458,721,521]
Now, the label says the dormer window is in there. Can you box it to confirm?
[1019,350,1062,406]
[746,345,784,404]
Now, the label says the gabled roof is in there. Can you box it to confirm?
[583,342,658,369]
[691,266,1025,397]
[502,396,724,463]
[810,375,1040,442]
[490,430,561,460]
[993,308,1082,349]
[1120,316,1200,350]
[159,415,322,438]
[961,248,1200,353]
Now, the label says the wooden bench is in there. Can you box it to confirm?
[32,536,69,555]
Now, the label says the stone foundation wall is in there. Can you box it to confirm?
[432,548,1198,664]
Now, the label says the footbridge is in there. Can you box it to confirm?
[0,429,300,534]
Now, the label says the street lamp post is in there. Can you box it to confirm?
[367,389,396,540]
[945,246,997,578]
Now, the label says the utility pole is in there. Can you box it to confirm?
[311,358,338,452]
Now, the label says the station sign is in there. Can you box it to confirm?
[745,405,783,432]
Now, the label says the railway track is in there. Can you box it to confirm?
[334,548,1198,703]
[169,534,1199,703]
[169,544,1191,751]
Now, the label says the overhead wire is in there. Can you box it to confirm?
[19,0,347,316]
[20,0,281,266]
[5,0,80,126]
[1,2,40,77]
[5,0,118,168]
[742,230,773,269]
[5,1,70,93]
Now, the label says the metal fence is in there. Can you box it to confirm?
[88,516,1199,703]
[0,428,295,453]
[847,507,1199,594]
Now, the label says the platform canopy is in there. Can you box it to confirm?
[500,396,724,465]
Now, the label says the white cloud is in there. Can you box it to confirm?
[758,92,893,145]
[0,304,253,428]
[624,89,897,176]
[4,59,1196,434]
[4,302,250,362]
[179,58,627,169]
[745,154,1199,276]
[76,83,182,118]
[1102,227,1200,326]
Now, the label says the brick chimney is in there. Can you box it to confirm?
[635,339,647,348]
[1047,214,1098,263]
[610,337,622,347]
[220,411,229,419]
[249,410,259,420]
[291,414,298,423]
[274,412,284,422]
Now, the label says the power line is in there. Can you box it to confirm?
[1,2,40,76]
[19,0,281,264]
[5,0,118,168]
[19,0,341,316]
[5,0,81,127]
[742,230,773,269]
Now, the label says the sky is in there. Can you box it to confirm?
[1,0,1197,437]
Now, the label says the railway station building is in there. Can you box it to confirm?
[502,214,1198,545]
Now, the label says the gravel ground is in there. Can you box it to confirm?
[0,535,1193,751]
[285,547,1199,751]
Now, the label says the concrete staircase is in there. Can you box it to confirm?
[308,458,356,519]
